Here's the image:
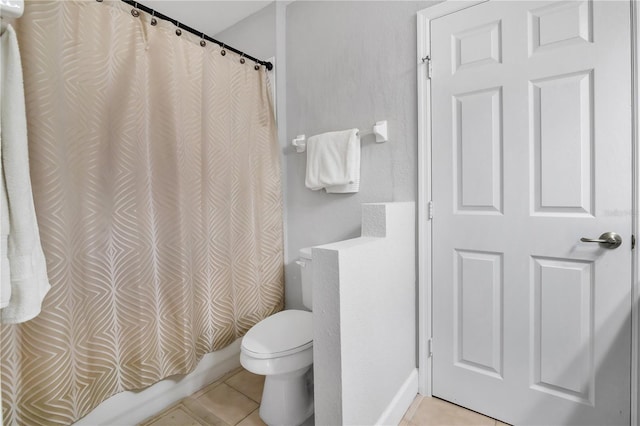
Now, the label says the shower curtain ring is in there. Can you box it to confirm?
[131,2,140,17]
[254,61,260,71]
[239,53,245,64]
[150,10,157,26]
[175,22,182,36]
[221,44,226,56]
[200,33,206,47]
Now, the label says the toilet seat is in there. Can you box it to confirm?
[241,310,313,360]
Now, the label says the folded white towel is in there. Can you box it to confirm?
[0,25,51,323]
[304,128,360,193]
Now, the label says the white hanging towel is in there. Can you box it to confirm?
[0,25,51,323]
[304,128,360,193]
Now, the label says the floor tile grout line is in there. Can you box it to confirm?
[233,407,258,426]
[224,381,261,404]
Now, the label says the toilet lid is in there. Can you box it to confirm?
[242,310,313,359]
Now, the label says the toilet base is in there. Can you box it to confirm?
[259,365,314,426]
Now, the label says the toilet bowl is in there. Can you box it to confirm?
[240,248,314,426]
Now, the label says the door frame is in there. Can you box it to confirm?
[416,1,640,424]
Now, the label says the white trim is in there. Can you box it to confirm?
[374,369,419,426]
[75,340,242,426]
[417,2,639,422]
[275,2,288,266]
[416,0,488,397]
[266,56,277,120]
[632,0,639,424]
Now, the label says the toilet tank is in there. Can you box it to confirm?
[298,247,313,310]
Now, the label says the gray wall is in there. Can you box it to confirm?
[214,2,276,61]
[217,0,440,309]
[284,1,437,308]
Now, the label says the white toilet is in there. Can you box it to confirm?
[240,247,314,426]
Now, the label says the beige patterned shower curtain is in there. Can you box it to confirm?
[1,1,283,424]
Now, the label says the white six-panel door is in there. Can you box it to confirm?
[430,1,632,424]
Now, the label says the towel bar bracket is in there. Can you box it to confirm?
[371,120,388,143]
[292,135,306,153]
[357,120,389,143]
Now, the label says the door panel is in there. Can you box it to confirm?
[454,250,503,378]
[431,1,632,425]
[530,71,593,215]
[454,87,503,214]
[531,256,594,405]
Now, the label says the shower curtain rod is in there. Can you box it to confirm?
[117,0,274,71]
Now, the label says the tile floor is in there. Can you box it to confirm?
[400,396,509,426]
[140,367,508,426]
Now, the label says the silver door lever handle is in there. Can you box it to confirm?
[580,232,622,249]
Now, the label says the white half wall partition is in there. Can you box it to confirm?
[312,202,417,426]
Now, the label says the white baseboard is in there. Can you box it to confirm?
[375,368,419,426]
[75,339,242,426]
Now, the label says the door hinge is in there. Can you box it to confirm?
[633,234,636,250]
[428,200,434,220]
[421,55,431,79]
[428,338,433,358]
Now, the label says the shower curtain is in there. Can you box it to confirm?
[1,1,283,424]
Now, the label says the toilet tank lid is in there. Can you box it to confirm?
[242,310,313,357]
[299,247,312,260]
